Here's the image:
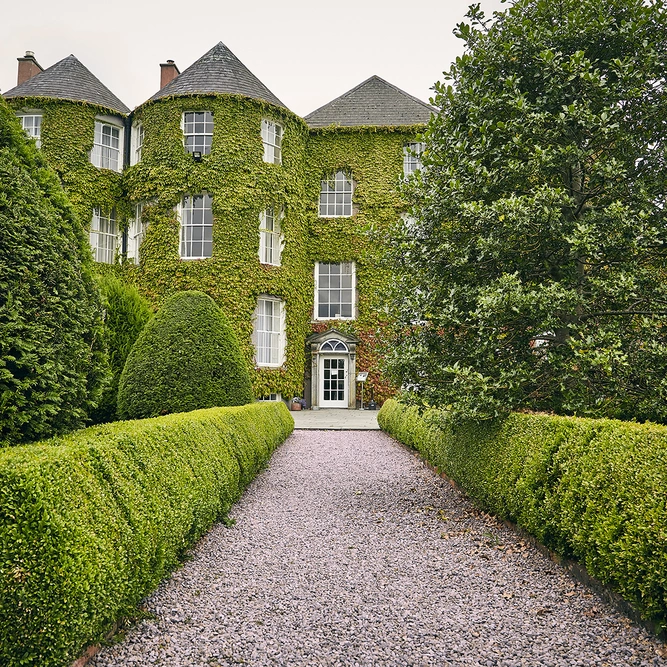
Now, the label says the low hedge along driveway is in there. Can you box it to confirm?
[0,401,293,667]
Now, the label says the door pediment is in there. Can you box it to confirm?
[306,328,360,347]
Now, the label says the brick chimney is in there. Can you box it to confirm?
[17,51,43,85]
[160,59,180,89]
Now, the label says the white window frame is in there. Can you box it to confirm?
[90,208,119,264]
[130,122,144,165]
[253,296,286,368]
[16,111,42,148]
[179,193,213,260]
[91,117,124,172]
[319,171,353,217]
[261,119,283,165]
[259,206,284,266]
[127,204,145,263]
[257,393,282,402]
[314,261,356,320]
[403,142,425,177]
[182,111,213,155]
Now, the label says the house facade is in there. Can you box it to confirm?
[3,44,432,409]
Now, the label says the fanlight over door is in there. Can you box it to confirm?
[320,339,348,352]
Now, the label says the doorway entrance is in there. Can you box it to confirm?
[305,329,360,410]
[320,356,347,407]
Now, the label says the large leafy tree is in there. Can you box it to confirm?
[386,0,667,422]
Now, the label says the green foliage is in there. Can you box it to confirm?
[124,94,420,403]
[0,97,108,446]
[90,275,153,423]
[4,98,126,231]
[124,95,312,400]
[386,0,667,421]
[118,291,253,419]
[0,401,293,667]
[379,399,667,626]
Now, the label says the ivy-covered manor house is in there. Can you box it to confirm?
[3,43,432,409]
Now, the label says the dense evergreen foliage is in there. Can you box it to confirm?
[90,275,153,423]
[117,291,253,419]
[0,97,107,446]
[0,402,293,667]
[387,0,667,422]
[380,399,667,627]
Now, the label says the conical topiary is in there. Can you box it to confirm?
[117,290,253,419]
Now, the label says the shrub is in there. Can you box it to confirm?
[117,291,253,419]
[379,399,667,626]
[0,401,293,667]
[90,275,153,423]
[0,97,107,446]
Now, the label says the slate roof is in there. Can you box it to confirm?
[147,42,286,109]
[3,54,130,115]
[305,75,434,128]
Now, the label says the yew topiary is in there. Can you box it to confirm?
[90,275,153,424]
[117,291,253,419]
[0,97,107,446]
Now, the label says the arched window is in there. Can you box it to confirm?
[321,340,348,352]
[319,171,353,217]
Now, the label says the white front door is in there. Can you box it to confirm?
[320,356,347,407]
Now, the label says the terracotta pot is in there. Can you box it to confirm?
[291,402,302,411]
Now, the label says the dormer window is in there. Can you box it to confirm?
[319,171,353,217]
[261,119,282,164]
[91,119,123,172]
[403,142,425,177]
[183,111,213,155]
[17,113,42,148]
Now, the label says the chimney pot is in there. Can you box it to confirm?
[17,51,43,86]
[160,60,180,89]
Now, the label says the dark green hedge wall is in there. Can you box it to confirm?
[0,97,108,446]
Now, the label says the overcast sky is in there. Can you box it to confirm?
[1,0,507,117]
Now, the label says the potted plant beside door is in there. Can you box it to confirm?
[291,396,304,411]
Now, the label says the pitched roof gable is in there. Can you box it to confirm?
[147,42,286,109]
[3,54,130,115]
[305,75,434,129]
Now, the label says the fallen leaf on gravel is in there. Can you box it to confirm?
[502,592,513,600]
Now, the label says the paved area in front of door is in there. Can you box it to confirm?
[291,407,379,430]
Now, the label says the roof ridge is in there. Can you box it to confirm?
[3,53,130,114]
[304,75,434,128]
[145,41,287,110]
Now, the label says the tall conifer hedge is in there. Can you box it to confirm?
[0,98,107,446]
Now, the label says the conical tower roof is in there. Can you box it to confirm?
[3,54,130,115]
[305,75,433,128]
[147,42,286,109]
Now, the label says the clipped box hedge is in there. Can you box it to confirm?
[379,399,667,627]
[0,402,293,667]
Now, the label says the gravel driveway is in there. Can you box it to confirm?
[90,430,667,666]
